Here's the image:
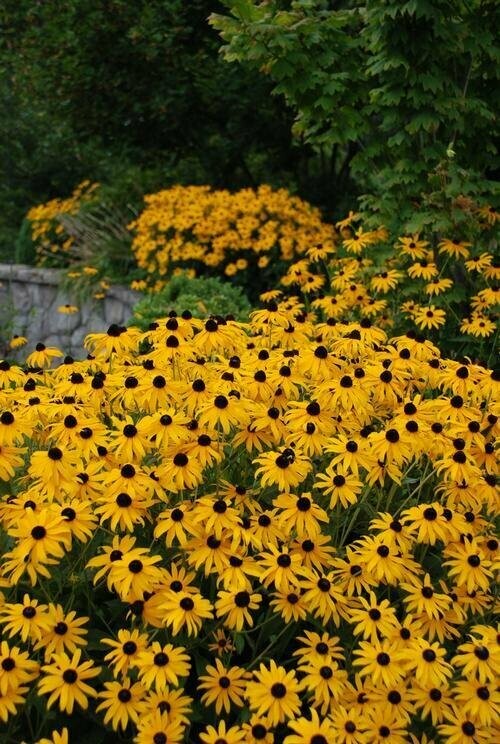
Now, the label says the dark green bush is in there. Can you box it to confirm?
[132,274,251,329]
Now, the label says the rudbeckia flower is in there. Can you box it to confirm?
[135,710,185,744]
[414,305,446,330]
[136,642,190,690]
[198,658,248,714]
[246,660,301,727]
[26,343,63,369]
[38,649,100,714]
[254,447,312,492]
[160,591,213,637]
[96,678,145,731]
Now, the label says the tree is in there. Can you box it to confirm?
[1,0,331,252]
[211,1,499,232]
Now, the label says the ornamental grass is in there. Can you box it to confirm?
[0,296,498,744]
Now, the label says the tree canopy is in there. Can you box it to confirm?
[211,0,499,232]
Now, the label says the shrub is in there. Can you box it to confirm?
[132,274,251,328]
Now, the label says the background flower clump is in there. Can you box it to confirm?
[128,185,335,294]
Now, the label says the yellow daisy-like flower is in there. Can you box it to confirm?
[198,658,248,714]
[57,304,79,314]
[96,678,145,731]
[246,660,301,726]
[414,305,446,330]
[9,335,28,349]
[38,649,100,714]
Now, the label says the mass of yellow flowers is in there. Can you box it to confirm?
[0,285,498,743]
[128,185,335,283]
[26,181,99,266]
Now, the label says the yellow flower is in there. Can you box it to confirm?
[57,304,79,314]
[414,305,446,330]
[9,335,27,349]
[246,660,301,726]
[38,649,100,714]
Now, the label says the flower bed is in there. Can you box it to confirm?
[0,296,497,743]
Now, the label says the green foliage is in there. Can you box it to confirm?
[132,274,251,329]
[1,0,338,253]
[212,0,500,229]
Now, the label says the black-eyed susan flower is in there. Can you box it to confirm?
[161,591,213,637]
[96,678,145,731]
[57,304,79,314]
[293,630,344,669]
[401,574,451,620]
[325,434,374,476]
[157,448,203,492]
[215,588,262,631]
[329,704,367,744]
[192,495,240,538]
[246,660,301,727]
[283,708,335,743]
[346,592,399,642]
[444,538,493,592]
[136,642,190,690]
[370,683,415,722]
[154,502,195,547]
[254,445,312,492]
[26,343,64,368]
[408,260,438,281]
[451,635,499,683]
[8,335,28,350]
[353,640,409,687]
[301,657,347,714]
[86,534,137,587]
[109,548,163,602]
[0,641,39,695]
[452,678,500,726]
[398,234,429,259]
[257,545,304,593]
[198,658,248,714]
[414,304,447,330]
[38,649,100,714]
[208,629,236,657]
[407,638,453,687]
[5,507,70,583]
[134,709,185,744]
[354,536,410,585]
[330,549,377,596]
[138,686,192,727]
[438,238,471,259]
[186,529,233,576]
[102,628,149,678]
[438,706,489,744]
[409,683,453,725]
[315,463,363,508]
[36,728,69,744]
[362,711,409,744]
[273,491,328,535]
[0,594,48,643]
[34,603,88,661]
[301,570,348,625]
[198,720,245,744]
[269,589,308,622]
[290,532,336,571]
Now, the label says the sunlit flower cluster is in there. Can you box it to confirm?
[0,295,498,742]
[128,185,335,287]
[26,181,99,267]
[281,211,499,346]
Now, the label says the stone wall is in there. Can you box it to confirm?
[0,264,141,358]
